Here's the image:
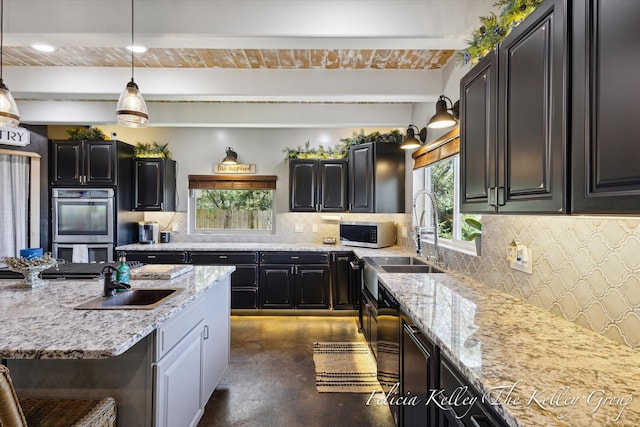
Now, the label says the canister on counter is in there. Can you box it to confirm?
[159,231,171,243]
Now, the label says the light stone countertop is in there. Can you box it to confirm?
[0,265,234,360]
[378,271,640,427]
[115,241,409,254]
[12,241,640,425]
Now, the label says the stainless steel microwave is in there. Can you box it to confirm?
[339,221,396,248]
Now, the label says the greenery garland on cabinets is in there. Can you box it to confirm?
[283,129,404,160]
[66,127,106,140]
[459,0,543,65]
[133,142,172,159]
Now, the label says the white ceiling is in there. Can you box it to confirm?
[4,0,496,127]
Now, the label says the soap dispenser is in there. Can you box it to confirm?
[115,253,131,286]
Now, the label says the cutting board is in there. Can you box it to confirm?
[130,264,194,280]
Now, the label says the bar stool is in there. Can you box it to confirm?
[0,365,116,427]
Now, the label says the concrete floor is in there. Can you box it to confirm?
[198,316,395,427]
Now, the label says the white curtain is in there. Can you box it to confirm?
[0,154,30,258]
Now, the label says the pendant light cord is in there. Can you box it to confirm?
[130,0,134,81]
[1,0,4,81]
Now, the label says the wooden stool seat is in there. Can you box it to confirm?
[1,365,116,427]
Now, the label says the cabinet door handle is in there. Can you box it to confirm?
[147,255,156,259]
[290,266,295,275]
[403,323,431,358]
[496,187,505,206]
[290,256,299,260]
[203,325,209,340]
[218,255,228,259]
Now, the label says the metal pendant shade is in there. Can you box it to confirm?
[401,125,427,150]
[427,96,459,129]
[222,147,238,164]
[0,0,19,128]
[116,0,148,127]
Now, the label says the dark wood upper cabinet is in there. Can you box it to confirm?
[497,0,567,213]
[289,159,348,212]
[460,0,568,214]
[133,158,176,211]
[571,0,640,213]
[51,140,118,186]
[348,142,405,213]
[460,49,497,213]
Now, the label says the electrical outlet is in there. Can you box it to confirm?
[312,223,318,233]
[295,224,304,233]
[509,244,532,274]
[401,227,408,237]
[171,223,179,232]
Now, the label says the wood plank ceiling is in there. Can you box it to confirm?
[4,47,455,70]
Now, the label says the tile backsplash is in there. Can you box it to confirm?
[141,211,407,245]
[428,215,640,350]
[143,211,640,350]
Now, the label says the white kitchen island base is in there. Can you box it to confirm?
[3,268,232,427]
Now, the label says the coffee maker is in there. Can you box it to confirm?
[138,221,160,244]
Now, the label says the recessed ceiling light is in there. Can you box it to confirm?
[32,44,56,53]
[126,45,148,53]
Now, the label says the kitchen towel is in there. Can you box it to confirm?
[71,244,89,263]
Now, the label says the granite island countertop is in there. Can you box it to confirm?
[0,265,234,359]
[378,271,640,427]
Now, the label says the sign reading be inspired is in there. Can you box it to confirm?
[215,163,256,174]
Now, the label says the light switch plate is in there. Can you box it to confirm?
[312,224,318,233]
[295,224,304,233]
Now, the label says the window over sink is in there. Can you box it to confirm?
[187,175,276,234]
[412,129,480,255]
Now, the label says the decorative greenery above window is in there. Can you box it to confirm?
[133,142,172,159]
[459,0,543,65]
[283,129,403,159]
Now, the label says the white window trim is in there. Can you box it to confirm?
[413,155,480,257]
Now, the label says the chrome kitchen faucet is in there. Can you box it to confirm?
[412,189,444,268]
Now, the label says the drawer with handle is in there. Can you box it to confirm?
[124,251,188,264]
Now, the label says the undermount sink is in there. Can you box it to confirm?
[379,264,444,274]
[365,256,428,266]
[74,288,183,310]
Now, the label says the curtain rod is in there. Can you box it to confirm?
[0,148,41,158]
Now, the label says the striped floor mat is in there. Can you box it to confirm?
[313,342,382,393]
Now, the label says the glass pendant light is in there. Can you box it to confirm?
[116,0,148,127]
[0,0,20,128]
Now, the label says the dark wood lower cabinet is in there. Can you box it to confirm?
[400,313,437,427]
[260,262,330,309]
[122,250,338,310]
[332,252,358,310]
[189,252,260,310]
[439,358,509,427]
